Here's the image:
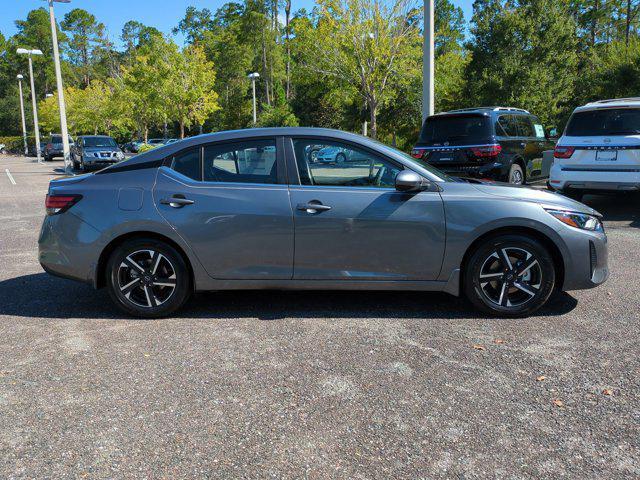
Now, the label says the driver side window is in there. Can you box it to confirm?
[292,139,401,188]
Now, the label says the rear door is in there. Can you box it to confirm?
[287,137,446,281]
[514,114,544,180]
[154,137,294,279]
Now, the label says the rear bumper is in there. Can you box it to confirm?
[550,165,640,192]
[428,161,509,181]
[38,211,103,287]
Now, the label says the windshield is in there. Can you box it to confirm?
[51,135,72,143]
[565,108,640,136]
[419,114,492,144]
[83,137,117,148]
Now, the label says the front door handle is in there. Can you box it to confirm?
[160,195,195,208]
[297,201,332,214]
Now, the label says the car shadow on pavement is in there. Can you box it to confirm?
[581,193,640,228]
[0,273,577,321]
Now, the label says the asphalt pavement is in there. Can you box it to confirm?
[0,155,638,478]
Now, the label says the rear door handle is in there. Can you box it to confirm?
[160,195,195,208]
[297,201,332,213]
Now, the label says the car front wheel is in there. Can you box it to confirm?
[106,239,191,318]
[464,234,555,317]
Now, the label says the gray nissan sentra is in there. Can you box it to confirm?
[38,128,609,318]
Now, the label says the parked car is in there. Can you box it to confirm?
[39,127,608,318]
[412,107,556,184]
[316,145,370,164]
[71,135,125,171]
[43,134,74,161]
[549,98,640,200]
[122,140,144,153]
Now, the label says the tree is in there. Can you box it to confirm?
[435,0,466,57]
[173,7,214,44]
[301,0,422,139]
[61,8,107,86]
[165,44,220,138]
[466,0,580,126]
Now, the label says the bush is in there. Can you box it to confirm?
[137,143,158,153]
[0,136,37,154]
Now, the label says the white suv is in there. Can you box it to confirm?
[549,98,640,200]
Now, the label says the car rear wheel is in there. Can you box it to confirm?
[106,239,191,318]
[508,163,524,185]
[335,153,346,164]
[464,234,555,317]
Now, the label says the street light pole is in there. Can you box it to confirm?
[422,0,434,121]
[17,49,44,163]
[48,0,71,172]
[16,74,28,156]
[248,72,260,125]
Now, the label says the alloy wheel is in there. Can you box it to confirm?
[117,249,177,308]
[510,169,523,184]
[478,247,542,308]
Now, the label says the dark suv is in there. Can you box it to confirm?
[43,134,74,161]
[411,107,555,184]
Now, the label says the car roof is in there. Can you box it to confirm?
[104,127,430,172]
[434,107,530,116]
[575,98,640,112]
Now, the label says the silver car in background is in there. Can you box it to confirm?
[39,128,608,318]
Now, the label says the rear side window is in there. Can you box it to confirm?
[496,115,518,137]
[514,115,535,137]
[170,148,201,180]
[565,108,640,136]
[203,139,277,184]
[420,115,492,144]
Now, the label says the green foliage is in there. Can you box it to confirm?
[256,103,299,127]
[137,143,158,153]
[1,0,640,148]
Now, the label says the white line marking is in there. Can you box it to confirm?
[5,169,16,185]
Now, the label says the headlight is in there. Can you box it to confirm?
[545,209,603,232]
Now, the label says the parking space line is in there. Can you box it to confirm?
[5,169,16,185]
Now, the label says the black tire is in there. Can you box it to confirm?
[464,234,555,317]
[71,154,79,170]
[106,238,191,318]
[44,155,51,162]
[508,163,524,185]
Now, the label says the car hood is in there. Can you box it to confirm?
[470,182,601,217]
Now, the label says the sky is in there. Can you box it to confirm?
[1,0,474,48]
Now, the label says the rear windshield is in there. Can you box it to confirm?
[83,137,116,147]
[419,115,492,144]
[565,108,640,136]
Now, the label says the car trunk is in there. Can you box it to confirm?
[557,108,640,171]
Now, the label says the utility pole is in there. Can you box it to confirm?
[422,0,434,121]
[16,74,28,156]
[48,0,72,173]
[248,72,260,125]
[17,49,43,163]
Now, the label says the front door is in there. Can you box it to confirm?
[154,138,294,279]
[287,137,446,281]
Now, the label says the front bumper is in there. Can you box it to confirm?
[561,227,609,291]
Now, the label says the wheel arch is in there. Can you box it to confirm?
[95,231,195,290]
[460,225,565,292]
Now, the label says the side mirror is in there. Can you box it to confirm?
[395,170,428,193]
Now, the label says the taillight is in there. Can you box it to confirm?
[46,143,53,150]
[554,146,575,159]
[470,144,502,158]
[45,194,82,215]
[411,149,424,159]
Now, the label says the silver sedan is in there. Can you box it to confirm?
[39,128,608,318]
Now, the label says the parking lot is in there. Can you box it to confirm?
[0,154,638,478]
